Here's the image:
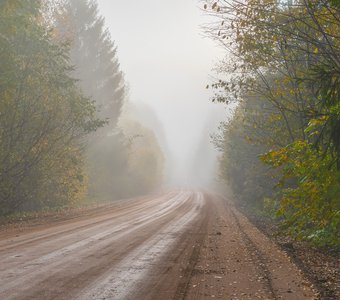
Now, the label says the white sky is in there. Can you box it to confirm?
[97,0,227,185]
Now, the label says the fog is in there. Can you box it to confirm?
[1,0,336,269]
[97,0,228,188]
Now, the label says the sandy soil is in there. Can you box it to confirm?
[0,191,317,299]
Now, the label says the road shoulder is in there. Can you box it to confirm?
[184,194,317,299]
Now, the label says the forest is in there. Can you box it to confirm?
[0,0,339,250]
[204,0,339,248]
[0,0,164,216]
[0,0,339,298]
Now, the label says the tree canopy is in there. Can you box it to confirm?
[206,0,340,247]
[0,0,165,215]
[0,0,102,214]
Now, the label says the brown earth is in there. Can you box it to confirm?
[0,191,318,299]
[243,211,339,300]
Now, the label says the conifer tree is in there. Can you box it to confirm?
[56,0,125,130]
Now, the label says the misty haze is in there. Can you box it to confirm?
[0,0,338,299]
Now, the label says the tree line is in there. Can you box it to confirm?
[0,0,164,216]
[205,0,339,247]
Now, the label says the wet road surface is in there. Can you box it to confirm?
[0,190,316,299]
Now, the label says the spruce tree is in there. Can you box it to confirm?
[56,0,125,130]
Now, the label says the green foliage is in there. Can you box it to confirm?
[0,0,164,217]
[262,197,280,219]
[261,141,340,247]
[54,0,125,129]
[213,100,277,209]
[0,0,102,215]
[206,0,340,247]
[53,0,164,201]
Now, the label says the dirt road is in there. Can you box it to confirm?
[0,191,316,299]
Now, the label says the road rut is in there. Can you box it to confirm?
[0,191,316,299]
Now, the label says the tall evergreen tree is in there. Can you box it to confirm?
[53,0,134,200]
[55,0,125,130]
[52,0,164,201]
